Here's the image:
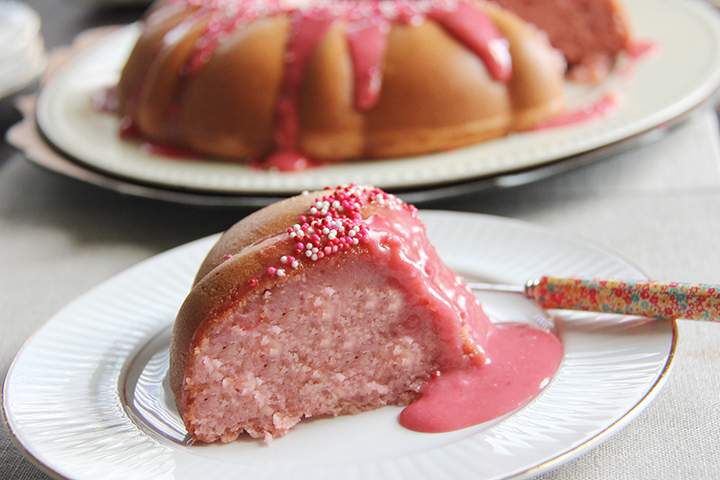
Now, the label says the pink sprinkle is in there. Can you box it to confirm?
[226,254,234,259]
[268,267,277,274]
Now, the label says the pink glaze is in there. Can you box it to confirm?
[619,40,661,80]
[429,1,511,82]
[346,18,390,110]
[400,323,563,432]
[119,0,513,168]
[626,40,661,60]
[262,150,312,171]
[275,14,336,151]
[361,205,490,365]
[531,92,618,130]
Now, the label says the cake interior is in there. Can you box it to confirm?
[183,256,447,443]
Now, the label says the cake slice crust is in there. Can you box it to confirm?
[170,186,489,443]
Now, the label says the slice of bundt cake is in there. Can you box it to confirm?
[170,185,491,443]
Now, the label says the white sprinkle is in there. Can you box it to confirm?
[310,207,318,215]
[352,238,359,245]
[311,254,318,261]
[323,227,330,234]
[305,250,313,257]
[291,261,299,268]
[280,256,288,263]
[276,269,286,277]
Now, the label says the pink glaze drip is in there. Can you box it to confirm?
[429,2,511,82]
[531,92,618,130]
[399,323,563,432]
[262,150,312,171]
[346,17,391,110]
[362,207,489,365]
[275,13,336,151]
[626,40,661,60]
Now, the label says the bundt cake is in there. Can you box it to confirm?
[490,0,632,82]
[115,0,567,168]
[170,185,563,443]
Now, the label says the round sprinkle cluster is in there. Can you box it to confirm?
[260,184,402,278]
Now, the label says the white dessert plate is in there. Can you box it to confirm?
[34,0,720,196]
[3,211,675,480]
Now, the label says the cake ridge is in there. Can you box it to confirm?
[170,185,563,443]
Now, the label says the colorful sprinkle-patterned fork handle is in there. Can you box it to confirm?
[526,276,720,321]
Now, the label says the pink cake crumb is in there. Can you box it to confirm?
[183,258,450,443]
[171,185,561,444]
